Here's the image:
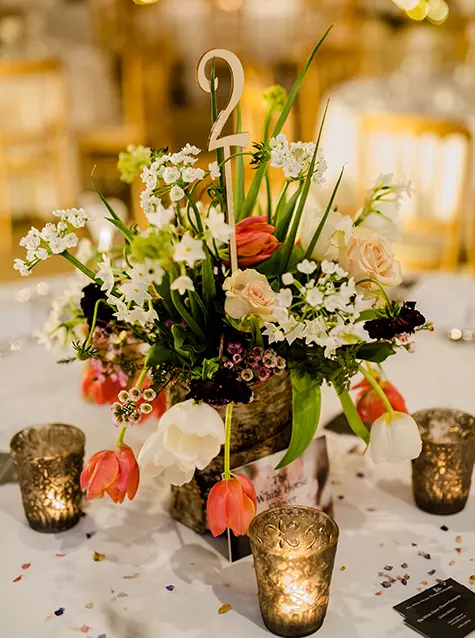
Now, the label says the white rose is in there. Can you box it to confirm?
[300,205,353,261]
[340,227,402,288]
[369,412,422,464]
[223,269,277,326]
[138,400,225,486]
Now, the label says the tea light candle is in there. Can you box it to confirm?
[10,423,85,533]
[412,409,475,515]
[248,505,339,638]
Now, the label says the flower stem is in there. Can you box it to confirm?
[355,277,391,306]
[85,299,108,348]
[116,426,126,447]
[224,402,233,480]
[135,367,149,390]
[358,364,394,417]
[116,367,149,449]
[61,251,98,283]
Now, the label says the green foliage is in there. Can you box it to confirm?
[92,177,135,242]
[130,228,173,264]
[263,85,288,114]
[250,142,271,169]
[172,324,205,365]
[357,341,396,363]
[71,340,100,362]
[275,372,321,469]
[337,389,370,445]
[117,146,151,184]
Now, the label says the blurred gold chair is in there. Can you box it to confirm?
[359,112,472,272]
[0,58,73,247]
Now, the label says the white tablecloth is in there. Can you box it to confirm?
[0,277,474,638]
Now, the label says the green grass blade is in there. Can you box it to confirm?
[304,166,344,260]
[171,290,205,341]
[275,182,303,241]
[337,388,370,445]
[272,26,333,137]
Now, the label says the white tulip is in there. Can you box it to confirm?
[369,412,422,464]
[138,400,225,486]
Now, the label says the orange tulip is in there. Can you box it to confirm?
[235,216,281,268]
[80,444,140,503]
[206,473,257,537]
[353,376,408,425]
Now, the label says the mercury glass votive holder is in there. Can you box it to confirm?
[412,409,475,516]
[10,423,85,533]
[248,506,339,638]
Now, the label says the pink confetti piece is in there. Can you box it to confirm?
[122,573,140,580]
[45,616,53,623]
[21,563,31,570]
[375,591,383,596]
[13,576,22,583]
[456,535,463,543]
[455,547,462,554]
[56,553,66,558]
[80,625,90,633]
[449,559,456,566]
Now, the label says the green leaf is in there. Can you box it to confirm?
[356,309,379,323]
[93,176,134,242]
[272,26,333,137]
[357,342,396,363]
[201,252,216,308]
[275,372,321,469]
[235,103,245,215]
[171,290,206,341]
[337,388,370,445]
[145,343,180,367]
[304,166,344,261]
[279,141,320,273]
[156,272,177,319]
[275,182,303,241]
[172,324,204,365]
[239,163,266,221]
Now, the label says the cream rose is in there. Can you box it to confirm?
[224,269,277,325]
[340,227,402,288]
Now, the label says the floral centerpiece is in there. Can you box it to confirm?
[15,30,431,535]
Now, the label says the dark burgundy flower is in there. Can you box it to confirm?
[186,369,253,407]
[80,283,114,329]
[364,302,426,341]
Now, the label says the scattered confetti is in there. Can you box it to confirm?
[428,569,436,576]
[356,472,365,478]
[367,507,376,512]
[45,616,53,623]
[420,580,428,585]
[337,495,344,500]
[375,591,383,596]
[13,576,22,583]
[56,553,66,558]
[117,592,128,599]
[440,525,449,532]
[456,535,463,543]
[218,604,232,614]
[384,565,393,571]
[381,581,391,589]
[54,608,65,617]
[123,573,140,580]
[455,547,462,554]
[417,587,423,592]
[436,578,444,583]
[449,560,455,566]
[165,585,175,591]
[21,563,31,570]
[418,552,431,560]
[93,552,105,562]
[80,625,90,633]
[401,578,408,586]
[401,563,408,569]
[98,634,106,638]
[86,532,96,539]
[379,543,385,548]
[470,575,475,585]
[85,603,94,610]
[411,543,418,547]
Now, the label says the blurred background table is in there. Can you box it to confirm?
[0,274,474,638]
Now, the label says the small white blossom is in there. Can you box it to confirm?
[36,248,49,261]
[181,167,205,183]
[277,288,293,308]
[170,275,195,295]
[173,232,206,267]
[208,161,221,180]
[162,166,181,185]
[282,272,294,286]
[263,323,285,343]
[141,165,158,190]
[119,266,152,306]
[96,254,115,294]
[66,208,89,229]
[297,259,317,275]
[142,259,164,285]
[206,208,232,244]
[63,233,79,249]
[182,143,200,156]
[49,238,66,254]
[306,288,324,308]
[170,185,185,202]
[145,201,175,229]
[14,259,30,277]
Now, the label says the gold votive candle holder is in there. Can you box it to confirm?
[248,506,339,638]
[10,423,85,533]
[412,409,475,516]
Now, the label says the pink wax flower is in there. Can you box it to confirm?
[235,216,281,267]
[206,473,257,537]
[80,444,140,503]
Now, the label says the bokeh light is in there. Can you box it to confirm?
[406,1,430,20]
[427,0,449,24]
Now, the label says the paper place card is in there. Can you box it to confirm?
[227,435,332,562]
[394,578,475,638]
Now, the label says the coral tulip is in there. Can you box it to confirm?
[353,376,408,425]
[235,216,281,268]
[80,444,140,503]
[206,473,257,537]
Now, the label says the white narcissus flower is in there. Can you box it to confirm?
[138,400,225,486]
[208,161,221,180]
[170,185,185,202]
[145,201,175,229]
[224,269,278,325]
[170,275,195,295]
[206,208,232,244]
[174,232,206,267]
[162,166,181,185]
[369,412,422,464]
[96,254,115,294]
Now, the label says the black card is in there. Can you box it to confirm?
[394,578,475,638]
